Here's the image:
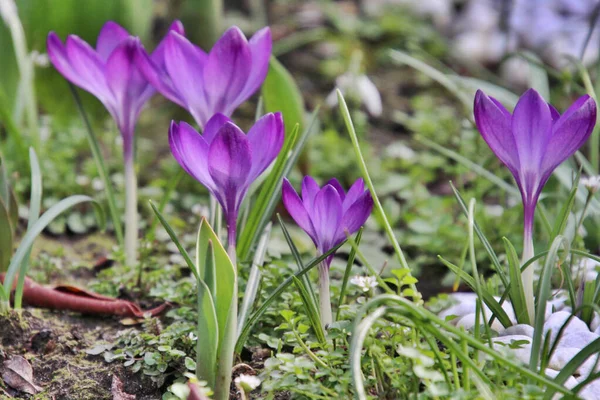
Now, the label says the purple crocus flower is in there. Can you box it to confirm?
[474,88,596,322]
[282,176,373,328]
[136,25,272,128]
[169,113,284,248]
[282,176,373,265]
[47,20,184,159]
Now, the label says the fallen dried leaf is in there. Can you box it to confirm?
[111,375,135,400]
[1,355,42,395]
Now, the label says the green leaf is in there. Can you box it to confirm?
[3,195,103,304]
[195,261,219,389]
[503,238,530,325]
[262,56,305,138]
[336,228,363,321]
[292,276,326,345]
[551,172,580,239]
[196,218,236,353]
[202,240,218,302]
[438,255,512,328]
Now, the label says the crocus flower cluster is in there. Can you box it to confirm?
[282,176,373,327]
[474,88,597,321]
[170,113,284,249]
[136,26,272,128]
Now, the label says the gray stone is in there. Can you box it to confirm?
[499,324,534,338]
[544,312,589,345]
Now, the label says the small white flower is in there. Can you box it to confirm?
[581,176,600,193]
[30,50,49,67]
[234,374,261,392]
[75,175,90,186]
[350,275,378,292]
[326,73,383,116]
[91,177,104,191]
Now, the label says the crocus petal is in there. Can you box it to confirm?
[65,35,112,103]
[541,95,596,175]
[246,112,284,182]
[235,27,272,105]
[342,179,366,212]
[301,176,321,214]
[202,113,232,144]
[47,32,87,88]
[203,26,252,115]
[340,191,373,238]
[135,46,185,108]
[164,31,210,126]
[473,90,520,173]
[96,21,130,61]
[208,123,252,211]
[282,179,317,242]
[312,185,343,253]
[511,88,553,170]
[325,178,346,201]
[169,121,214,190]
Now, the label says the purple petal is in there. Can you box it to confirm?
[312,184,343,253]
[202,113,232,144]
[164,31,210,126]
[473,90,520,173]
[169,121,214,190]
[167,20,185,36]
[301,176,321,214]
[341,191,373,237]
[135,45,185,108]
[511,88,553,170]
[208,122,252,212]
[65,35,112,103]
[282,178,317,242]
[325,178,346,201]
[541,95,597,175]
[236,27,272,105]
[343,178,366,212]
[96,21,130,61]
[246,112,284,183]
[203,26,252,115]
[47,32,87,88]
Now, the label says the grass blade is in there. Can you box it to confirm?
[503,237,530,325]
[335,228,363,322]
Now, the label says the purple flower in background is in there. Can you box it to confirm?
[136,26,272,128]
[169,113,284,247]
[282,176,373,266]
[474,88,596,322]
[47,20,184,158]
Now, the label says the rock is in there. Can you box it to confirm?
[549,347,599,377]
[556,331,600,350]
[579,379,600,400]
[544,369,578,389]
[499,324,534,338]
[544,312,589,345]
[456,313,504,332]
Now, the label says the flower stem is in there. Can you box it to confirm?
[522,214,535,324]
[124,150,138,268]
[318,262,333,329]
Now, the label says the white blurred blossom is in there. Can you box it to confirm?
[350,275,378,292]
[327,73,383,116]
[235,374,261,392]
[581,175,600,193]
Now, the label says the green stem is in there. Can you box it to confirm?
[522,223,535,324]
[196,0,223,51]
[124,151,138,267]
[69,84,124,246]
[318,261,333,329]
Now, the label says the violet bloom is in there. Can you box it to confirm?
[282,176,373,327]
[474,88,596,322]
[47,21,183,267]
[136,25,271,128]
[169,113,284,252]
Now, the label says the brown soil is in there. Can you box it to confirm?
[0,309,161,400]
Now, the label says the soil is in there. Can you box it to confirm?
[0,309,161,399]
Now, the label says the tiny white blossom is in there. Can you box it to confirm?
[91,177,104,191]
[581,176,600,193]
[350,275,378,292]
[235,374,261,392]
[326,73,382,116]
[75,175,90,186]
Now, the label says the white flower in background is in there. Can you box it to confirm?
[30,50,49,67]
[327,73,383,116]
[326,50,382,117]
[350,275,378,292]
[235,374,261,392]
[581,176,600,193]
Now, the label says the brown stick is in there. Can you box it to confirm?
[0,274,168,317]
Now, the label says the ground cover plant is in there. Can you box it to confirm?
[3,0,600,399]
